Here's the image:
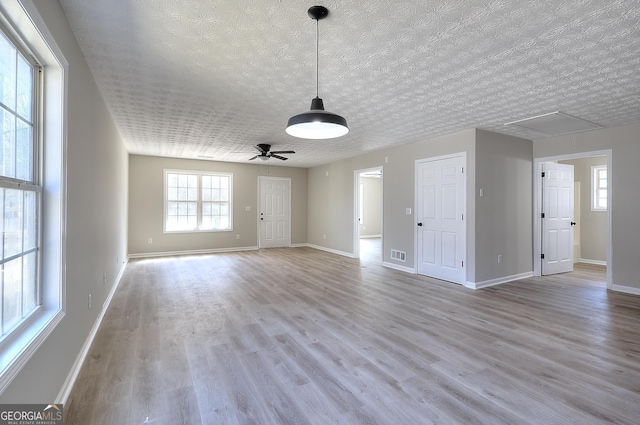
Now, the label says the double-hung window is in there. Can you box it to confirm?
[0,0,66,394]
[164,170,233,232]
[0,24,40,341]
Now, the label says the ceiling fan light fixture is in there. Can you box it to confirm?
[286,6,348,140]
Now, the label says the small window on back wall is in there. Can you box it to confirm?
[592,165,607,211]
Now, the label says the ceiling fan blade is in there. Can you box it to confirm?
[270,150,295,154]
[271,154,288,161]
[248,155,259,160]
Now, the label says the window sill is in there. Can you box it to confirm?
[0,308,65,394]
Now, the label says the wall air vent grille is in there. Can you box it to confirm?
[391,249,406,262]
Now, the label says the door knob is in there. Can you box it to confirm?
[417,222,423,227]
[570,221,576,226]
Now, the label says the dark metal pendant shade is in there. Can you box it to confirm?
[286,97,349,139]
[285,6,349,140]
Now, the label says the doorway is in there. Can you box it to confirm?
[258,177,291,248]
[534,150,611,288]
[353,167,383,260]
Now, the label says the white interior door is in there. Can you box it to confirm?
[542,162,574,275]
[259,177,291,248]
[416,155,466,284]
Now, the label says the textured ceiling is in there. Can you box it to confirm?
[58,0,640,167]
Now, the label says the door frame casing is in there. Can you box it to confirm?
[414,152,467,285]
[533,150,612,288]
[258,176,292,248]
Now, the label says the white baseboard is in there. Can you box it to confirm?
[128,246,259,259]
[611,284,640,296]
[467,272,534,290]
[306,244,356,258]
[55,258,129,404]
[382,261,415,274]
[359,234,382,239]
[579,258,607,266]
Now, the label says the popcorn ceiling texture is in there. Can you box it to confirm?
[58,0,640,167]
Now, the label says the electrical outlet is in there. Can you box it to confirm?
[88,293,92,309]
[148,238,153,244]
[498,254,503,264]
[236,234,240,240]
[323,234,326,239]
[103,272,107,284]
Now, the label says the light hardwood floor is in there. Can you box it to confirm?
[64,241,640,424]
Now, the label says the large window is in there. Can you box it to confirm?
[0,25,40,339]
[592,165,607,211]
[164,170,233,232]
[0,0,66,394]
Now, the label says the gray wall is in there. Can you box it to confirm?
[128,155,308,255]
[534,122,640,290]
[559,156,607,263]
[308,129,476,268]
[475,130,533,283]
[360,176,382,237]
[0,0,129,402]
[307,128,533,286]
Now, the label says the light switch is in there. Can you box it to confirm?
[406,208,412,215]
[245,206,251,211]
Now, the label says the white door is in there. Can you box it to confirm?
[542,162,574,275]
[416,155,466,284]
[259,177,291,248]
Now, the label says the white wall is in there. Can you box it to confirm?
[0,0,129,402]
[534,122,640,291]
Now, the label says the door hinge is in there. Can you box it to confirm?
[541,212,545,218]
[542,171,545,177]
[461,214,464,220]
[541,253,545,259]
[461,261,464,267]
[461,167,464,173]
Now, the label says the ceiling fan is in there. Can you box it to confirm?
[249,144,295,161]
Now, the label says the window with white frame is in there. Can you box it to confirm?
[592,165,607,211]
[1,24,40,340]
[0,0,66,393]
[165,170,233,232]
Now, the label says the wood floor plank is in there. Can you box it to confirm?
[64,244,640,424]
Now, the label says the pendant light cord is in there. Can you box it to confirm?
[315,17,319,98]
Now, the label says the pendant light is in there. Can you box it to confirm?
[286,5,349,139]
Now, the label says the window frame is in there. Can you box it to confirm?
[0,0,67,395]
[1,22,42,341]
[591,165,607,212]
[163,169,233,233]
